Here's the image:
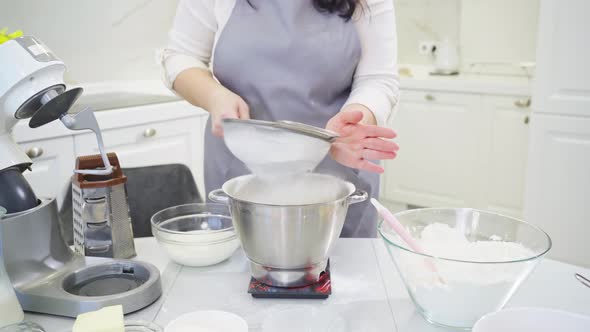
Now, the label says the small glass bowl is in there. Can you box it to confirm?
[379,208,552,330]
[151,203,240,267]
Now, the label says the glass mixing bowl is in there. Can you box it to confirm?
[151,204,240,267]
[378,208,552,330]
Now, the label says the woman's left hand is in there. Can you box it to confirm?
[326,107,399,173]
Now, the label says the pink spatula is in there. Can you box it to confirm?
[371,198,446,284]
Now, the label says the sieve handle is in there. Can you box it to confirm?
[348,190,368,205]
[208,189,230,204]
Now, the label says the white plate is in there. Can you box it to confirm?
[473,307,590,332]
[165,310,247,332]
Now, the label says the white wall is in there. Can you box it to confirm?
[395,0,539,76]
[0,0,179,84]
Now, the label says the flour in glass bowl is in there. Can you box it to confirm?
[388,223,538,328]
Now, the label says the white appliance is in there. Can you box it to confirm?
[0,35,162,317]
[523,0,590,267]
[0,36,69,171]
[432,38,460,75]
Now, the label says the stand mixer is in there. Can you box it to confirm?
[0,35,161,317]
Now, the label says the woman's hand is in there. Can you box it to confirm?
[173,68,250,137]
[208,88,250,137]
[326,106,399,173]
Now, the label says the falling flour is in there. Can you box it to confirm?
[386,223,538,327]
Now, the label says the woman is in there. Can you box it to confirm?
[160,0,399,237]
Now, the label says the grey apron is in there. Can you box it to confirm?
[205,0,380,238]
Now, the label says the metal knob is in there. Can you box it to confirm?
[25,147,44,159]
[514,98,531,108]
[524,116,530,125]
[424,94,435,102]
[143,128,157,138]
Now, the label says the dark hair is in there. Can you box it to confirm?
[247,0,360,20]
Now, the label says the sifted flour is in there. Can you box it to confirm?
[386,223,538,327]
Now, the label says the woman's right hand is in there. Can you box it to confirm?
[208,88,250,137]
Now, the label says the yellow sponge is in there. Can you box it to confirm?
[73,305,125,332]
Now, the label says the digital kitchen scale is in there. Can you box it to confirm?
[248,261,332,299]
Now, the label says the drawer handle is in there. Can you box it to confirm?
[25,147,44,159]
[424,94,435,102]
[143,128,157,138]
[514,98,531,108]
[524,115,530,125]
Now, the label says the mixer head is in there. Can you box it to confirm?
[0,35,71,171]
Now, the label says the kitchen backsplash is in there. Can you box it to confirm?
[0,0,179,84]
[395,0,461,65]
[395,0,539,76]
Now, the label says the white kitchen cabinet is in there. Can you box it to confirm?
[382,90,483,207]
[524,115,590,266]
[382,91,532,218]
[12,99,209,203]
[523,0,590,267]
[532,0,590,118]
[74,116,206,195]
[479,95,531,218]
[17,136,76,206]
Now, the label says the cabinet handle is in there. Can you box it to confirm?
[143,128,157,138]
[524,116,530,125]
[25,147,44,159]
[514,98,531,108]
[424,94,436,102]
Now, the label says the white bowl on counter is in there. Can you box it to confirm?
[151,204,240,267]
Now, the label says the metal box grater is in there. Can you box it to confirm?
[72,153,136,259]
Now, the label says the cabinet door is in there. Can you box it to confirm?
[524,114,590,267]
[533,0,590,117]
[382,91,483,207]
[74,116,206,195]
[17,136,76,206]
[525,0,590,267]
[480,96,531,218]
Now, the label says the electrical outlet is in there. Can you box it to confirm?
[418,41,436,55]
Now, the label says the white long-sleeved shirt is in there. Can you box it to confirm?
[159,0,399,126]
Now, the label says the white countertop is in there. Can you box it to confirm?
[25,238,590,332]
[398,65,533,96]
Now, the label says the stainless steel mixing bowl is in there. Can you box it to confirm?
[209,173,367,287]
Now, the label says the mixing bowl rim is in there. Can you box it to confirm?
[218,173,358,207]
[378,207,552,264]
[150,203,235,236]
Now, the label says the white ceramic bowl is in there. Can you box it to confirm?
[151,204,240,267]
[473,308,590,332]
